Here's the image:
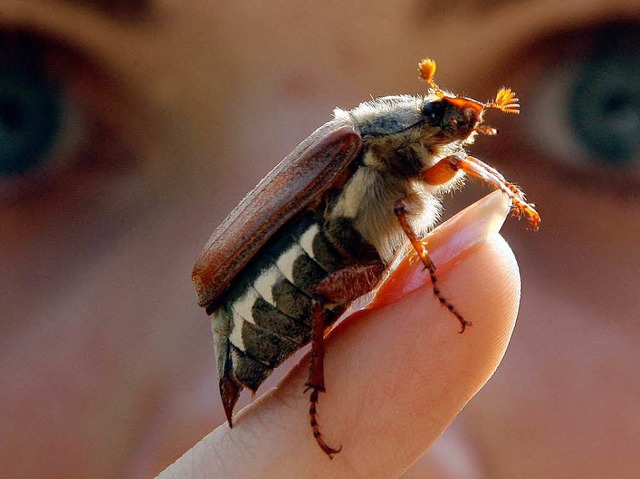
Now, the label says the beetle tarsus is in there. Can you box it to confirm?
[308,387,342,458]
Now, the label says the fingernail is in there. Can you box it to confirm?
[371,191,510,306]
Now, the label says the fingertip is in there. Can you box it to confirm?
[249,195,520,475]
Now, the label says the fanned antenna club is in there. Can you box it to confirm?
[418,58,444,98]
[486,88,520,114]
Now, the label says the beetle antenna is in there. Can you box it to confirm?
[418,58,445,98]
[485,87,520,114]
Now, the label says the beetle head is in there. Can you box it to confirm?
[418,58,519,142]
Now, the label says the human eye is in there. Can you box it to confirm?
[512,20,640,195]
[0,29,137,204]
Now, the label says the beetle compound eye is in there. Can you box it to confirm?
[422,101,445,125]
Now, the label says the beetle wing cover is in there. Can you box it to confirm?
[192,122,363,308]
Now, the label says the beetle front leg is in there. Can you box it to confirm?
[394,199,471,333]
[424,154,540,230]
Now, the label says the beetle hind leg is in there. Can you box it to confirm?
[305,262,385,457]
[305,299,342,458]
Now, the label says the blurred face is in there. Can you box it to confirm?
[0,1,638,478]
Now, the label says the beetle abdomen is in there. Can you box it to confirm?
[211,212,363,392]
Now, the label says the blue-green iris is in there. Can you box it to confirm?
[569,55,640,165]
[0,68,61,175]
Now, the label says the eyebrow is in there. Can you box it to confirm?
[63,0,150,21]
[417,0,524,20]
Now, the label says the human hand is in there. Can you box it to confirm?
[159,191,521,478]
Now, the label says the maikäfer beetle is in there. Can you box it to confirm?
[192,59,539,457]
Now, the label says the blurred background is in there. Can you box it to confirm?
[0,1,638,477]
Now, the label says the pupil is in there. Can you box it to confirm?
[569,52,640,165]
[0,96,25,131]
[0,69,62,176]
[602,94,639,135]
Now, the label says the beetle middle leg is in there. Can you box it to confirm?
[305,262,385,458]
[394,199,471,333]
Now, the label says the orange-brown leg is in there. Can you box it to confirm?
[394,200,471,333]
[423,154,541,230]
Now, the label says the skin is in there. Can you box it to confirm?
[0,1,638,477]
